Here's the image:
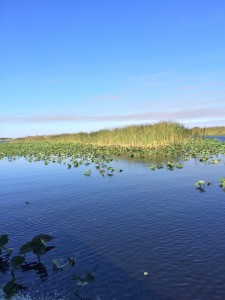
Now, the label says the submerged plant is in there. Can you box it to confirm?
[73,264,98,298]
[52,257,75,271]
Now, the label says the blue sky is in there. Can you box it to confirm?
[1,0,225,137]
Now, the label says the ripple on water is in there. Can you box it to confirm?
[1,154,225,299]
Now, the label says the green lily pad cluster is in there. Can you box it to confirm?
[0,142,124,177]
[150,162,183,171]
[1,137,225,169]
[194,178,225,192]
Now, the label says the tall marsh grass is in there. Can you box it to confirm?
[18,121,192,149]
[191,126,225,136]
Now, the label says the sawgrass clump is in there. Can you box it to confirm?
[191,126,225,136]
[17,121,192,149]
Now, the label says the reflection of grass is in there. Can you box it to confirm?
[16,121,192,148]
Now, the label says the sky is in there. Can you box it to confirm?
[1,0,225,138]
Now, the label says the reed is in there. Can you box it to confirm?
[191,126,225,136]
[17,121,192,149]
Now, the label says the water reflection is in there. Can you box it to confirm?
[0,137,225,299]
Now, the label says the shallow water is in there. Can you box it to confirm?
[1,139,225,299]
[205,135,225,142]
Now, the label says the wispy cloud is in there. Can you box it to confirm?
[1,107,224,124]
[134,97,225,111]
[128,71,225,90]
[90,94,124,102]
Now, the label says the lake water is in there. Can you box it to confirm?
[1,138,225,299]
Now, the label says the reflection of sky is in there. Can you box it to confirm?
[1,1,225,137]
[1,156,225,299]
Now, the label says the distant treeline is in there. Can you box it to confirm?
[15,122,225,149]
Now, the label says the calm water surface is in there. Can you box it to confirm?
[1,139,225,299]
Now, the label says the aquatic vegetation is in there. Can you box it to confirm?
[2,279,26,299]
[195,180,206,192]
[191,126,225,136]
[73,264,98,298]
[1,135,225,182]
[52,257,75,271]
[0,234,12,255]
[150,164,156,170]
[83,169,91,176]
[167,161,175,171]
[176,163,183,169]
[219,177,225,191]
[19,234,55,263]
[0,233,55,298]
[1,132,225,298]
[0,234,97,299]
[194,180,211,192]
[210,159,221,164]
[16,121,192,148]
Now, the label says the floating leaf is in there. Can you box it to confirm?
[84,169,91,176]
[32,234,54,243]
[194,180,206,187]
[19,234,54,255]
[11,256,25,270]
[150,164,156,171]
[107,166,115,171]
[219,177,225,188]
[19,241,35,254]
[3,279,18,298]
[3,279,26,298]
[157,165,164,169]
[0,234,8,247]
[73,160,78,167]
[176,163,183,169]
